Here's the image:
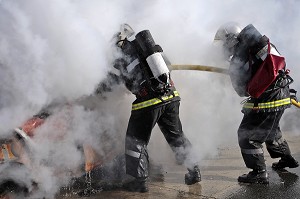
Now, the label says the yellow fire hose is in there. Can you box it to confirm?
[170,64,300,109]
[170,64,229,74]
[291,99,300,108]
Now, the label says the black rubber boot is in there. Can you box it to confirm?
[123,178,148,193]
[238,170,269,184]
[272,155,299,170]
[185,165,201,185]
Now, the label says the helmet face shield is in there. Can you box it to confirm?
[214,22,242,58]
[117,23,135,47]
[214,22,241,42]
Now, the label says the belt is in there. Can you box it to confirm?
[132,91,179,111]
[243,98,291,110]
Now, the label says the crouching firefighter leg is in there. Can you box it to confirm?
[124,136,149,193]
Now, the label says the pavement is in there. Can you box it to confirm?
[56,133,300,199]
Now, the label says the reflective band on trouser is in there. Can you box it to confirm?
[243,98,291,109]
[126,149,141,159]
[132,91,179,111]
[241,148,264,155]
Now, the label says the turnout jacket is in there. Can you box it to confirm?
[229,35,291,113]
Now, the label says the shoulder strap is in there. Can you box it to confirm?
[267,39,271,54]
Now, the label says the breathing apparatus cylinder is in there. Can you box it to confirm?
[135,30,170,85]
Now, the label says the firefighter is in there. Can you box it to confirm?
[214,22,299,184]
[96,24,201,192]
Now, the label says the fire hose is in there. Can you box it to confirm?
[171,64,228,75]
[170,64,300,109]
[291,99,300,108]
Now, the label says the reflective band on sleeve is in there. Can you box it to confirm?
[132,91,179,111]
[126,149,141,159]
[127,58,140,73]
[243,98,291,110]
[241,148,264,155]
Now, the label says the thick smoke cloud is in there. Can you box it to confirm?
[0,0,299,197]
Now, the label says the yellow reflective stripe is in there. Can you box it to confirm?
[243,98,291,109]
[132,91,179,111]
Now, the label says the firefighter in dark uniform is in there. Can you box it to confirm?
[214,22,299,184]
[97,24,201,192]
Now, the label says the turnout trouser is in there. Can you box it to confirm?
[238,110,292,171]
[125,100,192,179]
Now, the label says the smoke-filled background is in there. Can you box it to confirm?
[0,0,300,197]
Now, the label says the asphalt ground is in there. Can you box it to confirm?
[56,133,300,199]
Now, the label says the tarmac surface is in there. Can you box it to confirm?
[56,133,300,199]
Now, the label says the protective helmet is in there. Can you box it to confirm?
[214,22,242,50]
[116,23,135,47]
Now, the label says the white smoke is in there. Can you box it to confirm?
[0,0,300,197]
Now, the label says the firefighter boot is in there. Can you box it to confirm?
[185,165,201,185]
[272,155,299,170]
[238,170,269,184]
[123,178,148,193]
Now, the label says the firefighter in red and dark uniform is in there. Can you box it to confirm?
[96,24,201,192]
[214,23,299,184]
